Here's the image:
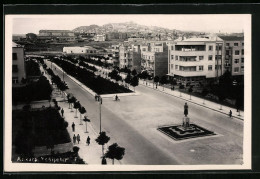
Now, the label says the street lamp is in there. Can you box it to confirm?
[99,96,102,133]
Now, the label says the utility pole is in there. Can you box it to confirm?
[99,96,102,133]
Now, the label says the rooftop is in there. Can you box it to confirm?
[218,36,244,41]
[12,42,23,48]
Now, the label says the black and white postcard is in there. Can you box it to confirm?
[4,13,251,172]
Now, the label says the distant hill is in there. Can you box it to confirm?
[72,21,174,35]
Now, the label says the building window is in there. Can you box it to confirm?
[208,55,213,60]
[234,67,239,73]
[208,45,213,51]
[208,65,212,71]
[12,65,18,72]
[226,50,230,55]
[175,65,178,70]
[226,43,230,46]
[171,46,174,50]
[242,49,244,55]
[12,77,18,84]
[234,59,239,64]
[216,45,222,51]
[171,64,174,69]
[241,58,244,63]
[175,55,178,60]
[234,43,239,46]
[171,55,174,60]
[241,66,244,72]
[199,66,203,71]
[199,56,204,60]
[12,53,17,60]
[235,50,240,55]
[242,42,244,46]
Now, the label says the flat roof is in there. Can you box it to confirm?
[219,36,244,41]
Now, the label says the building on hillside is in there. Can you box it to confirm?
[94,34,106,41]
[106,32,128,40]
[168,36,224,85]
[140,41,168,77]
[38,30,76,42]
[218,36,244,77]
[127,37,144,42]
[12,42,26,86]
[119,43,142,72]
[63,46,97,57]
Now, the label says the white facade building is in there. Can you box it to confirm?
[168,36,224,84]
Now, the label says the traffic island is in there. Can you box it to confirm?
[158,123,216,141]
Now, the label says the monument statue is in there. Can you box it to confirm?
[183,103,190,128]
[184,102,188,117]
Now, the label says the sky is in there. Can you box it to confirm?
[11,14,249,34]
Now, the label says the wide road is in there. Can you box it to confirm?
[47,61,243,165]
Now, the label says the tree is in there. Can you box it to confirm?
[124,73,132,88]
[104,143,125,165]
[95,131,110,156]
[79,106,86,125]
[130,76,139,92]
[70,96,77,112]
[235,85,244,116]
[159,75,168,91]
[216,87,226,110]
[201,88,209,104]
[67,93,73,109]
[140,70,149,84]
[188,87,193,100]
[131,69,137,76]
[153,76,160,89]
[46,134,55,154]
[83,116,90,133]
[73,101,81,118]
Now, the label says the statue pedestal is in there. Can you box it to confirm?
[182,116,190,128]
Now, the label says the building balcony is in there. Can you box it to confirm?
[173,70,206,77]
[173,51,211,56]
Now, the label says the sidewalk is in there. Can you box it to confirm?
[139,79,244,120]
[41,62,122,165]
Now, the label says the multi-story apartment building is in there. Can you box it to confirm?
[168,37,224,85]
[63,46,97,55]
[219,36,244,77]
[38,30,76,42]
[12,42,26,86]
[110,44,120,66]
[141,41,168,77]
[119,43,142,72]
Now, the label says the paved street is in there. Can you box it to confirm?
[47,60,243,165]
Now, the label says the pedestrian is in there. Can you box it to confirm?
[95,94,97,101]
[72,122,75,132]
[61,108,64,117]
[73,134,76,144]
[86,136,90,146]
[229,110,232,118]
[77,134,80,144]
[115,95,118,101]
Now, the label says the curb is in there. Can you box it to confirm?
[139,82,244,121]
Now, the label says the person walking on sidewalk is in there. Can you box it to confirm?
[73,134,76,145]
[61,108,64,117]
[72,122,75,132]
[229,110,232,118]
[77,134,80,144]
[86,136,90,146]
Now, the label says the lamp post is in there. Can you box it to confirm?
[99,96,102,133]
